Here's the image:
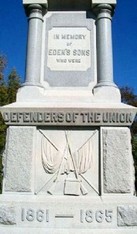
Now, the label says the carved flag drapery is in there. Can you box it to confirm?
[41,131,94,175]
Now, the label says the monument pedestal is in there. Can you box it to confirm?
[0,0,137,233]
[93,85,121,103]
[0,100,136,233]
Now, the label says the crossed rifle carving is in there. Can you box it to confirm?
[35,130,98,196]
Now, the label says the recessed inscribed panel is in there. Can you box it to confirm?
[44,12,95,87]
[47,27,91,71]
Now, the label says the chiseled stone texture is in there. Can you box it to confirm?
[118,206,137,226]
[4,127,35,192]
[102,127,133,193]
[0,206,16,225]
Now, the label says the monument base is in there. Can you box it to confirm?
[17,85,121,104]
[0,102,137,234]
[0,228,136,234]
[0,195,137,233]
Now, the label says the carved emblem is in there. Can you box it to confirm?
[38,130,98,196]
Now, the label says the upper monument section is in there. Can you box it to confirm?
[0,0,136,126]
[23,0,116,10]
[17,0,121,104]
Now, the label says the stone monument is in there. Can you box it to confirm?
[0,0,137,233]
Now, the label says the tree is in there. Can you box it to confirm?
[121,87,137,107]
[0,55,7,80]
[120,86,137,193]
[0,55,8,106]
[120,87,137,136]
[0,55,8,151]
[0,55,8,192]
[0,55,21,193]
[7,68,21,103]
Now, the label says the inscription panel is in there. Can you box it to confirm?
[2,109,135,126]
[80,210,113,223]
[44,12,96,87]
[18,206,116,228]
[21,209,49,223]
[47,27,91,71]
[21,208,113,224]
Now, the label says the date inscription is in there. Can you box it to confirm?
[21,208,113,225]
[80,210,113,223]
[21,209,49,223]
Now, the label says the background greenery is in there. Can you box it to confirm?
[0,54,137,193]
[0,54,21,192]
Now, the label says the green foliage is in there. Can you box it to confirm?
[0,155,3,193]
[0,55,7,81]
[7,68,21,103]
[0,82,8,106]
[132,136,137,164]
[0,115,7,153]
[0,55,8,106]
[120,87,137,193]
[121,87,137,107]
[120,87,137,136]
[0,54,21,193]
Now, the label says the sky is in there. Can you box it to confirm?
[0,0,137,93]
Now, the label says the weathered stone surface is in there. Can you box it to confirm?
[4,127,35,192]
[102,127,134,193]
[118,206,137,226]
[0,206,16,225]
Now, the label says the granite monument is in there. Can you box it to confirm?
[0,0,137,233]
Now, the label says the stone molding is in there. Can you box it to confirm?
[24,3,47,17]
[23,0,48,8]
[93,3,115,18]
[92,0,116,7]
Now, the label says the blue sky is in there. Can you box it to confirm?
[0,0,137,93]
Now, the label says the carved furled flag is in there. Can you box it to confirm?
[41,131,94,175]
